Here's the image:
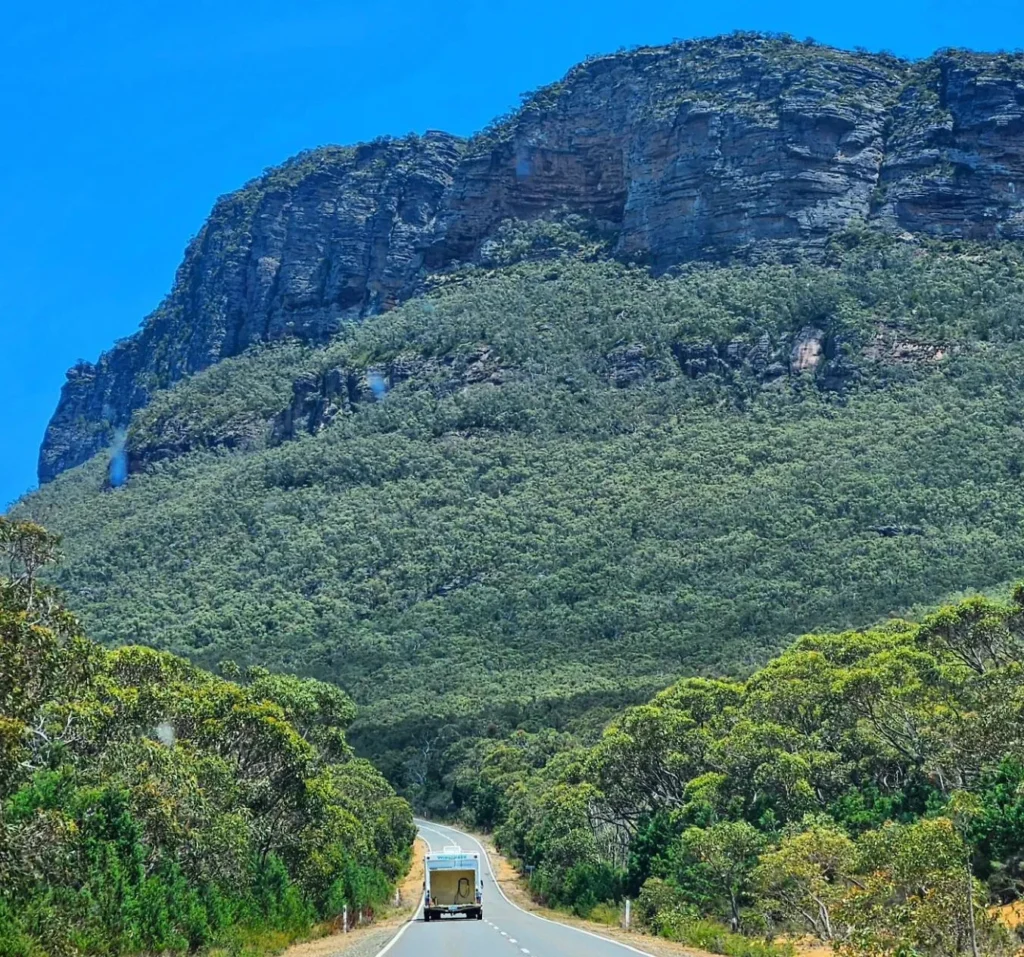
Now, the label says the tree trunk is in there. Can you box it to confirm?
[966,855,980,957]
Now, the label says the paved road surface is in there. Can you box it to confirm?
[374,818,655,957]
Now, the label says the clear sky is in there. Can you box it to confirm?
[2,0,1023,509]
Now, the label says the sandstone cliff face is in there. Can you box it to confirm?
[430,40,901,270]
[39,133,466,481]
[39,35,1024,482]
[881,53,1024,237]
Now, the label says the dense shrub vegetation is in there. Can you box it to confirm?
[18,232,1024,799]
[454,594,1024,954]
[0,518,415,957]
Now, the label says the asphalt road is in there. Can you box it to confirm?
[373,818,656,957]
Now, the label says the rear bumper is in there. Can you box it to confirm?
[425,906,481,919]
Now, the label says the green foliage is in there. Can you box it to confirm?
[753,819,857,942]
[469,594,1024,954]
[658,918,793,957]
[532,858,625,917]
[838,818,1013,957]
[0,520,413,957]
[971,760,1024,898]
[677,822,767,929]
[636,876,794,957]
[16,235,1024,952]
[17,240,1024,810]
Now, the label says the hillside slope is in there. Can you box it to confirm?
[18,232,1024,788]
[39,34,1024,481]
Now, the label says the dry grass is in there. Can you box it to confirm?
[784,940,833,957]
[397,838,427,910]
[993,899,1024,935]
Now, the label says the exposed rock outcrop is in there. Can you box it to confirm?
[790,327,826,374]
[880,53,1024,238]
[268,345,505,445]
[39,35,1024,482]
[40,133,466,481]
[127,323,871,473]
[669,328,860,392]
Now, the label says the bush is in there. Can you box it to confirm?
[661,916,793,957]
[0,519,415,957]
[636,877,691,933]
[588,901,622,926]
[0,903,34,957]
[529,858,625,916]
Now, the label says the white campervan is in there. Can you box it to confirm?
[423,845,483,921]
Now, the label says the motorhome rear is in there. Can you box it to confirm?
[423,845,483,921]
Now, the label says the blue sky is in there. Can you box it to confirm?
[2,0,1023,509]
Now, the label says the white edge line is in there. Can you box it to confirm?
[415,818,658,957]
[371,828,436,956]
[371,902,422,957]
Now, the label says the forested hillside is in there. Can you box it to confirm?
[0,518,414,957]
[17,229,1024,794]
[15,29,1024,957]
[455,593,1024,955]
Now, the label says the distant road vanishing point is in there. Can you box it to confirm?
[372,819,656,957]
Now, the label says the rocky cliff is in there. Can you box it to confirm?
[39,33,1024,483]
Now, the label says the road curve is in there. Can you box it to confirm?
[373,818,656,957]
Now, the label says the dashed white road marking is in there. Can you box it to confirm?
[416,818,659,957]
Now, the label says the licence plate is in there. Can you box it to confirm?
[448,906,458,912]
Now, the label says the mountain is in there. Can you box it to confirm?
[19,232,1024,788]
[39,33,1024,483]
[16,33,1024,797]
